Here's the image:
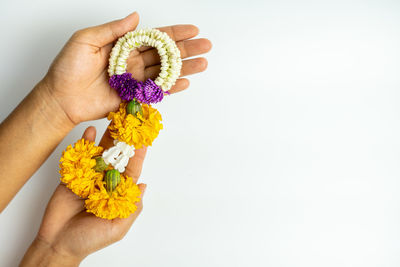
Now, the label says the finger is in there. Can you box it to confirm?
[124,146,147,183]
[72,12,140,47]
[141,38,212,67]
[82,126,97,142]
[167,78,190,94]
[144,57,208,80]
[71,182,144,244]
[137,24,199,52]
[98,125,147,183]
[43,125,97,231]
[38,184,85,243]
[99,128,115,149]
[46,184,85,218]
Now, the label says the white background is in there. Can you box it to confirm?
[1,0,400,266]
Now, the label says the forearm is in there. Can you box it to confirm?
[0,82,75,211]
[20,238,81,267]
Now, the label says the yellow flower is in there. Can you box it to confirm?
[107,101,163,149]
[59,138,104,198]
[85,174,142,220]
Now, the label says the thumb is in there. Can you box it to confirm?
[73,12,140,47]
[82,126,97,142]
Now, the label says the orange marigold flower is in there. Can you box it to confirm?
[85,174,142,220]
[59,138,104,198]
[107,101,163,149]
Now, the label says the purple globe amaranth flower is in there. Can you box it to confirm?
[119,78,141,101]
[109,73,164,103]
[109,73,131,90]
[134,78,164,104]
[109,73,139,101]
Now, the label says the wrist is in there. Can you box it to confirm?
[20,237,82,267]
[0,79,76,210]
[34,80,77,131]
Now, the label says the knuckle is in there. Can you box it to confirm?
[71,29,88,40]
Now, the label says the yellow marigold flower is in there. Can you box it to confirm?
[85,175,142,220]
[107,101,163,149]
[59,138,104,198]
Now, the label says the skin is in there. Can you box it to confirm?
[20,127,147,266]
[0,12,211,266]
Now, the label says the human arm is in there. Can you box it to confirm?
[0,12,211,211]
[20,127,147,267]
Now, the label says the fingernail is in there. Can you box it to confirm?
[125,11,138,19]
[142,184,147,195]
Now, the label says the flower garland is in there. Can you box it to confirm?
[58,28,182,219]
[108,28,182,91]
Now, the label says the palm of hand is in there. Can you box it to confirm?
[37,127,146,261]
[45,39,120,124]
[37,184,139,260]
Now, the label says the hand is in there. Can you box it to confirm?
[20,127,147,266]
[0,12,211,211]
[42,12,212,125]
